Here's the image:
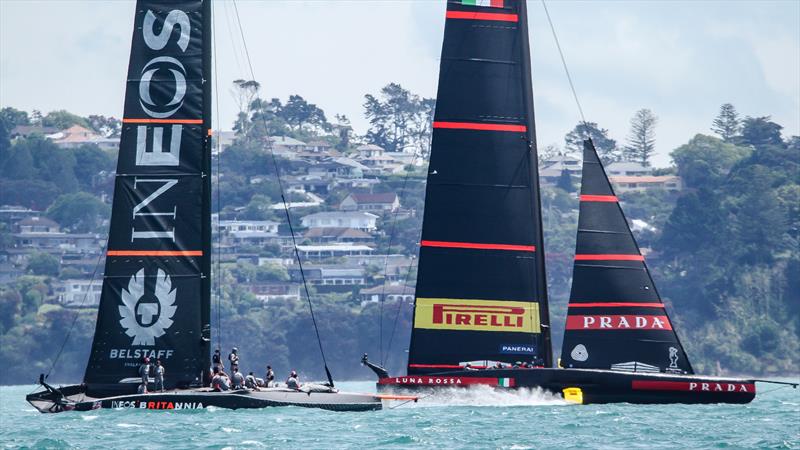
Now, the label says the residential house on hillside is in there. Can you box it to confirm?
[334,178,381,191]
[539,154,582,184]
[249,283,300,303]
[52,125,119,151]
[296,243,374,259]
[17,216,60,233]
[268,136,307,153]
[219,220,279,235]
[300,211,378,231]
[306,140,333,153]
[605,161,653,177]
[356,144,385,159]
[339,192,400,212]
[10,125,59,139]
[14,232,100,253]
[359,283,415,305]
[289,265,366,292]
[55,279,103,307]
[610,175,683,193]
[307,158,366,179]
[0,206,39,224]
[303,227,374,244]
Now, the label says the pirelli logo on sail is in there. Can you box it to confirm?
[414,298,540,333]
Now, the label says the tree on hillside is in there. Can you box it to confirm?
[564,121,618,162]
[0,107,30,128]
[670,134,751,188]
[711,103,741,142]
[41,110,89,130]
[26,252,60,276]
[86,115,121,137]
[279,95,329,133]
[333,114,352,151]
[624,109,657,166]
[231,79,261,140]
[46,192,109,232]
[364,83,433,153]
[739,116,784,148]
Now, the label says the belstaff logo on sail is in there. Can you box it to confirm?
[414,298,540,333]
[118,268,177,346]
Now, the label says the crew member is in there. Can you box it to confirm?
[154,359,165,392]
[228,348,239,372]
[286,370,300,390]
[265,365,275,387]
[231,366,245,390]
[245,371,260,390]
[211,366,230,392]
[212,349,223,370]
[139,357,151,394]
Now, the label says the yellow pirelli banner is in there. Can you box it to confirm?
[414,298,540,333]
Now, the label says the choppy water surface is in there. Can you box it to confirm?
[1,381,798,449]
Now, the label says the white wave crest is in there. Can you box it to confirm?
[394,385,569,407]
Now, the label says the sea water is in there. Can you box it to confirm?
[1,381,798,449]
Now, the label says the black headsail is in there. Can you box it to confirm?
[560,140,693,374]
[84,0,212,395]
[407,0,551,375]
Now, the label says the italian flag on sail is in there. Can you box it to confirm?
[498,378,514,387]
[461,0,505,7]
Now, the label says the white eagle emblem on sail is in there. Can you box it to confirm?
[118,268,177,346]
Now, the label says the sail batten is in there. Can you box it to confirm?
[560,140,693,375]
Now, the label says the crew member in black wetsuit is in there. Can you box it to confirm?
[265,365,275,387]
[139,357,151,394]
[228,348,239,372]
[212,349,222,370]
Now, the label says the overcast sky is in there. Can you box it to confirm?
[1,0,798,167]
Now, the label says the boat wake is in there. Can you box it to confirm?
[393,385,568,407]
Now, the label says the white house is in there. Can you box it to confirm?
[339,192,400,212]
[605,161,654,177]
[55,279,103,307]
[539,155,582,183]
[610,175,683,193]
[296,243,375,259]
[219,220,279,234]
[300,211,378,231]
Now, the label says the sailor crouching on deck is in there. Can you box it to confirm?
[286,370,301,390]
[231,365,245,390]
[245,372,260,391]
[211,366,231,392]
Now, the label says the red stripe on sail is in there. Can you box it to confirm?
[490,0,505,6]
[433,121,526,132]
[107,250,203,256]
[568,302,664,308]
[421,240,535,252]
[574,254,644,261]
[123,118,203,124]
[565,315,672,330]
[580,195,618,202]
[445,11,518,22]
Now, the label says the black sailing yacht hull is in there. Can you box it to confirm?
[376,368,755,405]
[26,384,382,413]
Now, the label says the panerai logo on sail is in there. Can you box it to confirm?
[118,269,177,346]
[414,298,540,333]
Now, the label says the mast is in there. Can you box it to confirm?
[406,0,551,374]
[518,0,552,367]
[560,140,693,374]
[83,0,212,395]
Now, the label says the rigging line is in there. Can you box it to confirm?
[377,152,419,364]
[541,0,586,125]
[382,255,416,367]
[222,0,246,78]
[44,237,108,380]
[230,0,334,387]
[212,0,223,353]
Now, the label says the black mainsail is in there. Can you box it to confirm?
[560,140,693,374]
[407,0,552,374]
[84,0,212,394]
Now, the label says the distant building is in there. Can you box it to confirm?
[290,265,366,291]
[605,161,654,177]
[55,279,103,307]
[0,206,39,225]
[307,158,367,179]
[300,211,378,231]
[303,227,374,243]
[249,283,301,303]
[296,243,374,259]
[16,216,60,233]
[52,125,119,151]
[306,140,333,153]
[14,232,100,253]
[540,155,582,183]
[359,284,415,305]
[339,192,400,212]
[610,175,683,193]
[219,220,279,235]
[10,125,59,139]
[355,144,385,159]
[268,136,307,153]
